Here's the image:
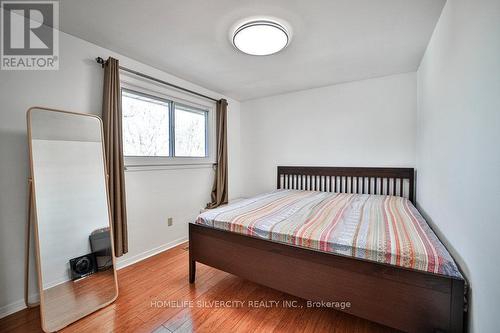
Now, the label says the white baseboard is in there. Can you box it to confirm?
[0,238,187,319]
[116,237,188,269]
[0,299,26,320]
[0,293,40,320]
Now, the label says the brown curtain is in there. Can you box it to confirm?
[206,99,228,209]
[102,57,128,256]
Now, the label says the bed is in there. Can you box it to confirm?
[189,166,466,333]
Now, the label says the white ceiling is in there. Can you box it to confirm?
[60,0,445,101]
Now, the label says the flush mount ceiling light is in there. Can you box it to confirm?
[232,19,291,56]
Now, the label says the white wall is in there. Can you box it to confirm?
[239,72,417,196]
[416,1,500,332]
[0,31,241,317]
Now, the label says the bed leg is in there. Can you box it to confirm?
[189,259,196,283]
[188,224,196,283]
[450,278,465,332]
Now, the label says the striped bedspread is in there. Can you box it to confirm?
[196,190,461,278]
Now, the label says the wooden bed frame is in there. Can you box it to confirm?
[189,166,466,333]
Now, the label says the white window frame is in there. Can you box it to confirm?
[120,71,216,168]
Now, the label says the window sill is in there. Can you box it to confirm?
[124,155,216,171]
[124,163,215,172]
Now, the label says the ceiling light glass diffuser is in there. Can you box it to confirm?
[232,20,290,56]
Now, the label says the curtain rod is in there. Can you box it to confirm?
[95,57,219,102]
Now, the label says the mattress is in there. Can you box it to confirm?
[195,190,462,278]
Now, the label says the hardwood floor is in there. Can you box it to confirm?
[0,243,399,333]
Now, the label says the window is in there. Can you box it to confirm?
[121,88,212,165]
[122,89,170,157]
[174,104,207,157]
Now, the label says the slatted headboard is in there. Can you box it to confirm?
[277,166,415,203]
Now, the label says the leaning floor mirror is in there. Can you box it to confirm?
[27,107,118,332]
